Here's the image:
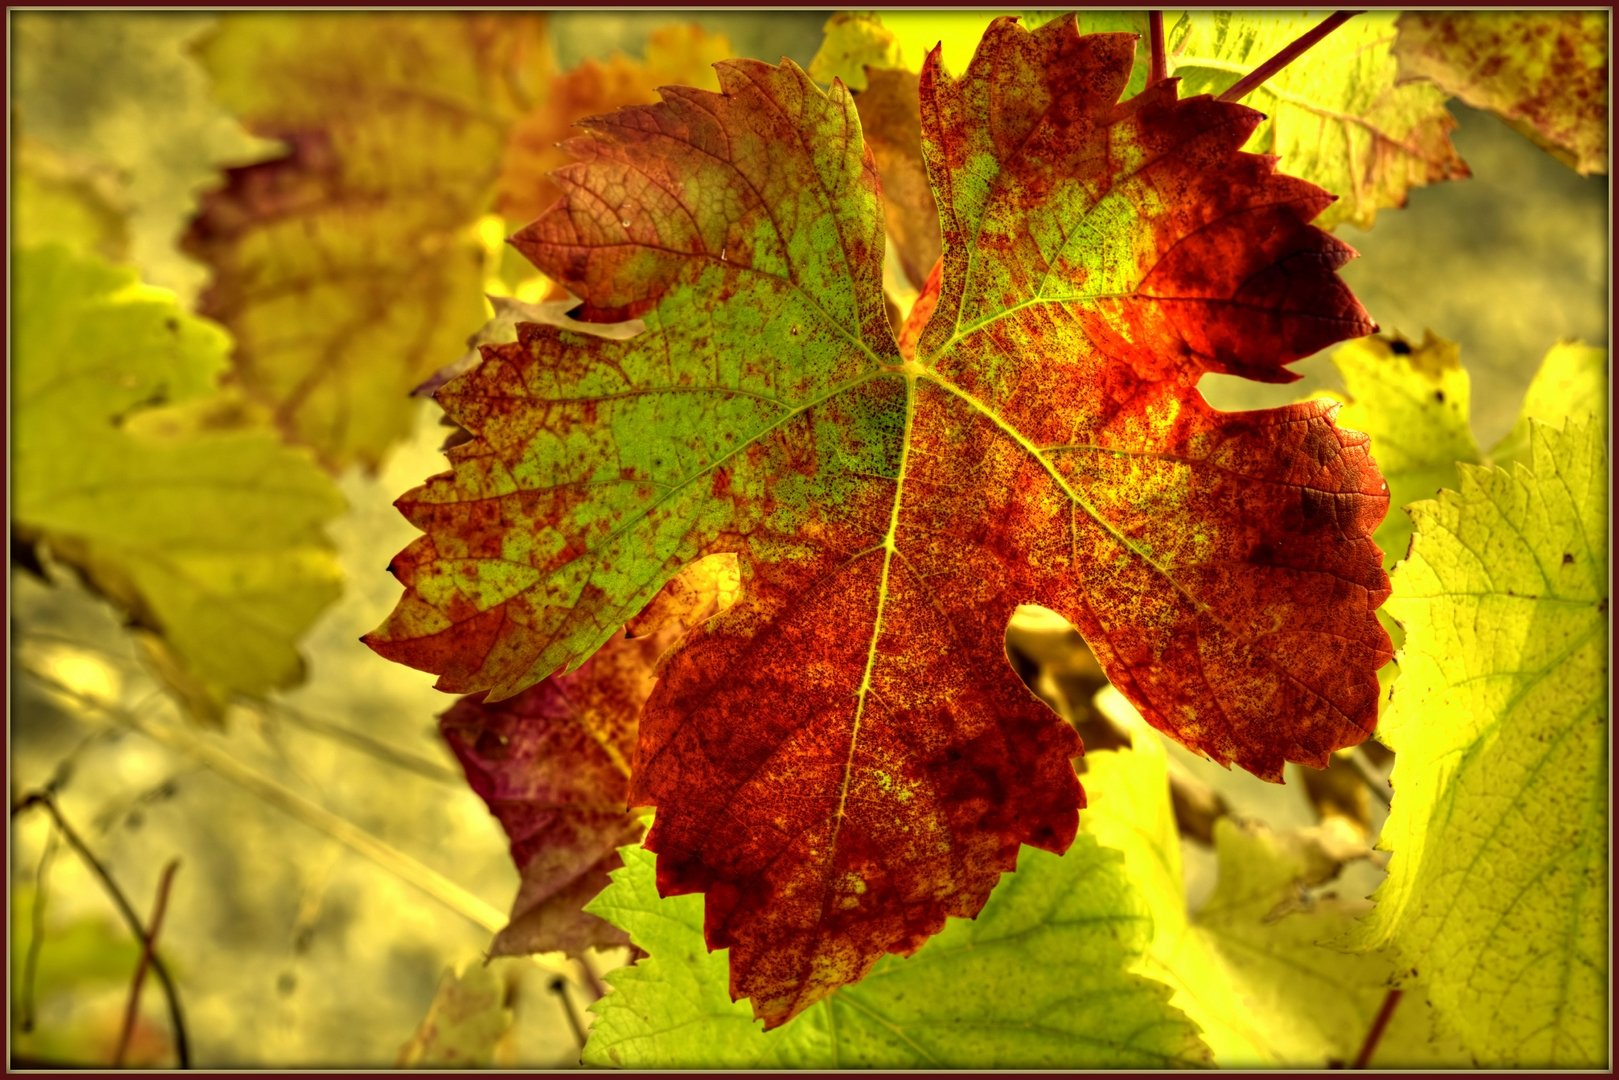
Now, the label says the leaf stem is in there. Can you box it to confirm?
[1351,987,1403,1068]
[1147,12,1168,86]
[11,791,191,1069]
[19,826,60,1035]
[549,976,588,1052]
[114,859,181,1068]
[1217,12,1360,102]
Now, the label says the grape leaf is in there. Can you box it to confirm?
[397,963,512,1068]
[367,18,1391,1024]
[1489,341,1607,469]
[13,245,345,721]
[1355,417,1608,1067]
[1395,12,1608,176]
[583,840,1210,1068]
[439,556,738,958]
[1323,333,1481,567]
[1084,694,1461,1067]
[184,13,550,470]
[1321,333,1607,566]
[1166,12,1469,231]
[806,12,907,92]
[807,10,1142,292]
[496,25,735,228]
[10,13,278,299]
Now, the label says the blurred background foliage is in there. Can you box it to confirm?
[8,9,1607,1068]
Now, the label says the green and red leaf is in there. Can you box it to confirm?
[368,17,1390,1026]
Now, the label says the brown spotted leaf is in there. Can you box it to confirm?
[1395,11,1608,176]
[439,556,738,958]
[185,13,550,470]
[368,17,1391,1026]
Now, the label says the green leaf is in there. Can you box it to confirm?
[1083,697,1459,1068]
[10,13,278,299]
[1325,333,1481,568]
[1356,417,1608,1067]
[1395,12,1607,176]
[1166,11,1468,230]
[1322,334,1608,568]
[185,12,550,470]
[1490,341,1608,469]
[397,963,513,1068]
[12,245,345,721]
[583,841,1209,1068]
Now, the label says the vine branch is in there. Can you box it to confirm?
[19,826,60,1035]
[23,665,580,988]
[12,791,191,1069]
[1218,12,1360,103]
[550,976,588,1052]
[115,859,181,1068]
[1348,746,1393,807]
[1351,987,1404,1068]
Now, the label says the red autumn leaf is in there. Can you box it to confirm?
[440,556,739,958]
[367,16,1391,1027]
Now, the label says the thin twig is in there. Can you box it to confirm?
[21,633,460,785]
[549,976,588,1052]
[20,826,61,1034]
[23,666,578,986]
[1348,746,1393,808]
[574,953,608,1001]
[114,859,180,1068]
[1218,12,1360,103]
[1351,987,1404,1068]
[248,700,462,784]
[11,792,190,1069]
[1147,12,1168,85]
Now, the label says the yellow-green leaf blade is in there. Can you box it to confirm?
[13,245,346,721]
[583,840,1209,1068]
[1084,697,1459,1068]
[1361,417,1608,1067]
[1490,341,1609,469]
[1326,332,1482,567]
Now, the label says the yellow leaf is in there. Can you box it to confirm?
[13,246,345,721]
